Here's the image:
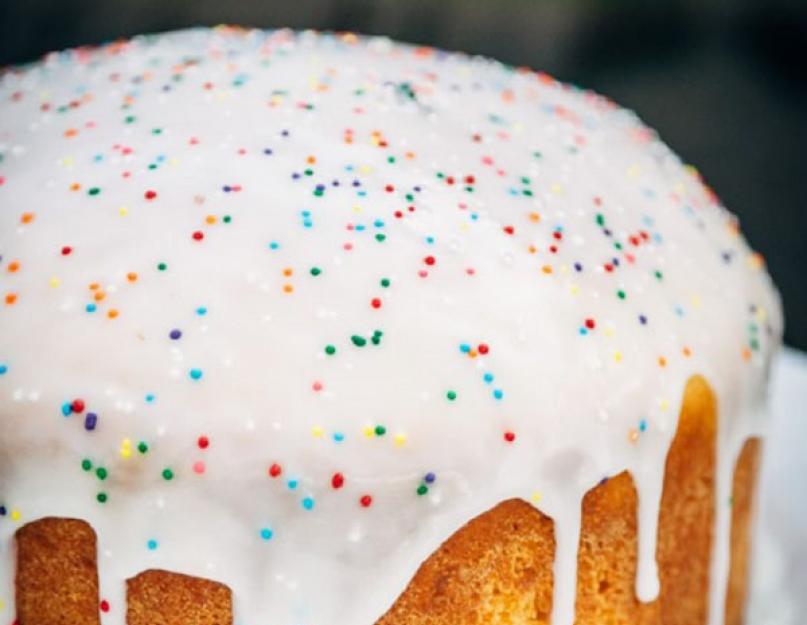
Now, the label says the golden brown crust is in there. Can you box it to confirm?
[652,374,717,625]
[14,517,100,625]
[126,569,232,625]
[724,438,761,625]
[377,498,555,625]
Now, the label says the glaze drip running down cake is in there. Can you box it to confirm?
[0,26,781,625]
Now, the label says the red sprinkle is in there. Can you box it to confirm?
[585,318,596,330]
[71,399,85,414]
[504,431,516,443]
[370,298,382,309]
[197,436,209,449]
[360,495,373,508]
[192,231,204,241]
[100,600,110,613]
[331,473,345,489]
[144,189,157,200]
[424,256,436,266]
[61,246,72,256]
[268,463,282,478]
[478,343,489,355]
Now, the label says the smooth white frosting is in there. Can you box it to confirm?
[0,27,781,625]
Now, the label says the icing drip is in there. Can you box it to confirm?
[0,27,782,625]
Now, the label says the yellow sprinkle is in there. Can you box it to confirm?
[49,276,61,288]
[659,399,669,411]
[359,164,373,175]
[690,295,702,309]
[530,491,542,504]
[604,327,615,338]
[120,438,132,459]
[613,351,623,363]
[394,433,407,447]
[311,426,324,438]
[119,206,129,216]
[550,183,563,195]
[569,284,580,296]
[169,158,180,167]
[352,205,362,214]
[362,426,374,438]
[10,509,21,522]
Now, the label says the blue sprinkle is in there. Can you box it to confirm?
[425,236,435,245]
[61,402,73,417]
[263,148,273,155]
[639,419,648,433]
[196,307,207,316]
[268,241,280,250]
[639,314,648,325]
[579,327,588,336]
[86,303,97,313]
[333,432,345,442]
[189,368,203,380]
[84,413,98,431]
[0,364,7,375]
[260,527,273,540]
[424,472,436,484]
[147,539,158,550]
[493,389,504,400]
[302,497,314,510]
[0,506,6,516]
[287,479,298,490]
[483,373,494,384]
[373,219,385,228]
[356,224,366,232]
[145,393,156,403]
[459,343,471,353]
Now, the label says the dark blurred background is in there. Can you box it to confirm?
[2,0,805,348]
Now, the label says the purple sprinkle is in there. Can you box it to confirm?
[574,262,583,272]
[169,329,182,340]
[84,412,98,431]
[424,472,436,484]
[639,314,648,325]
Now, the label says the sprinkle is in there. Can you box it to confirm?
[268,463,282,478]
[192,461,206,474]
[84,413,98,431]
[302,497,315,510]
[189,368,203,380]
[504,431,516,443]
[324,344,337,355]
[331,473,345,489]
[260,527,273,540]
[360,495,373,508]
[0,365,7,376]
[169,329,182,340]
[351,335,367,347]
[96,492,108,503]
[147,539,158,550]
[162,468,174,481]
[144,189,157,200]
[446,390,457,401]
[100,600,110,613]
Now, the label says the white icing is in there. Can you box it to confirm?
[0,27,782,625]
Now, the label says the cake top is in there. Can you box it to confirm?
[0,26,781,625]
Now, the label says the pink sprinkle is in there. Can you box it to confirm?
[192,461,206,475]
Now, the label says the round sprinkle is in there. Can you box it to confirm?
[189,368,203,380]
[302,497,315,510]
[268,463,282,478]
[96,492,108,503]
[260,527,273,540]
[162,468,174,481]
[504,431,516,443]
[81,458,93,471]
[360,495,373,508]
[331,473,345,489]
[169,329,182,340]
[446,390,457,401]
[144,189,157,200]
[147,539,158,550]
[324,344,336,356]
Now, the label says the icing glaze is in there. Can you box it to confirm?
[0,27,781,625]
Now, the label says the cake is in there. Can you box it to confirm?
[0,26,781,625]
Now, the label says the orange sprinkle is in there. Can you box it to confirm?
[682,346,692,357]
[628,428,640,443]
[528,245,537,254]
[5,293,18,305]
[541,265,553,274]
[405,151,416,160]
[94,291,106,302]
[126,272,138,282]
[107,309,119,319]
[20,212,35,224]
[282,268,293,277]
[89,282,100,291]
[742,347,752,362]
[282,284,294,294]
[69,183,81,191]
[64,128,78,138]
[658,356,667,368]
[7,261,20,273]
[306,155,316,165]
[205,215,217,224]
[528,212,541,223]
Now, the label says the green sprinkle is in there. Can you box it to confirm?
[124,115,136,124]
[380,278,391,288]
[617,290,627,300]
[325,344,337,356]
[310,267,322,276]
[654,270,663,281]
[81,459,93,471]
[371,330,384,345]
[351,335,367,347]
[152,128,162,135]
[446,390,457,401]
[375,233,386,243]
[596,213,605,226]
[162,468,174,481]
[387,156,396,164]
[157,262,167,271]
[223,215,232,223]
[417,484,428,496]
[137,441,149,454]
[96,492,108,503]
[95,467,108,481]
[88,187,101,196]
[374,425,386,436]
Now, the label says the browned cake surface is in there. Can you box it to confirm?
[725,438,761,625]
[126,569,232,625]
[14,517,100,625]
[12,375,761,625]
